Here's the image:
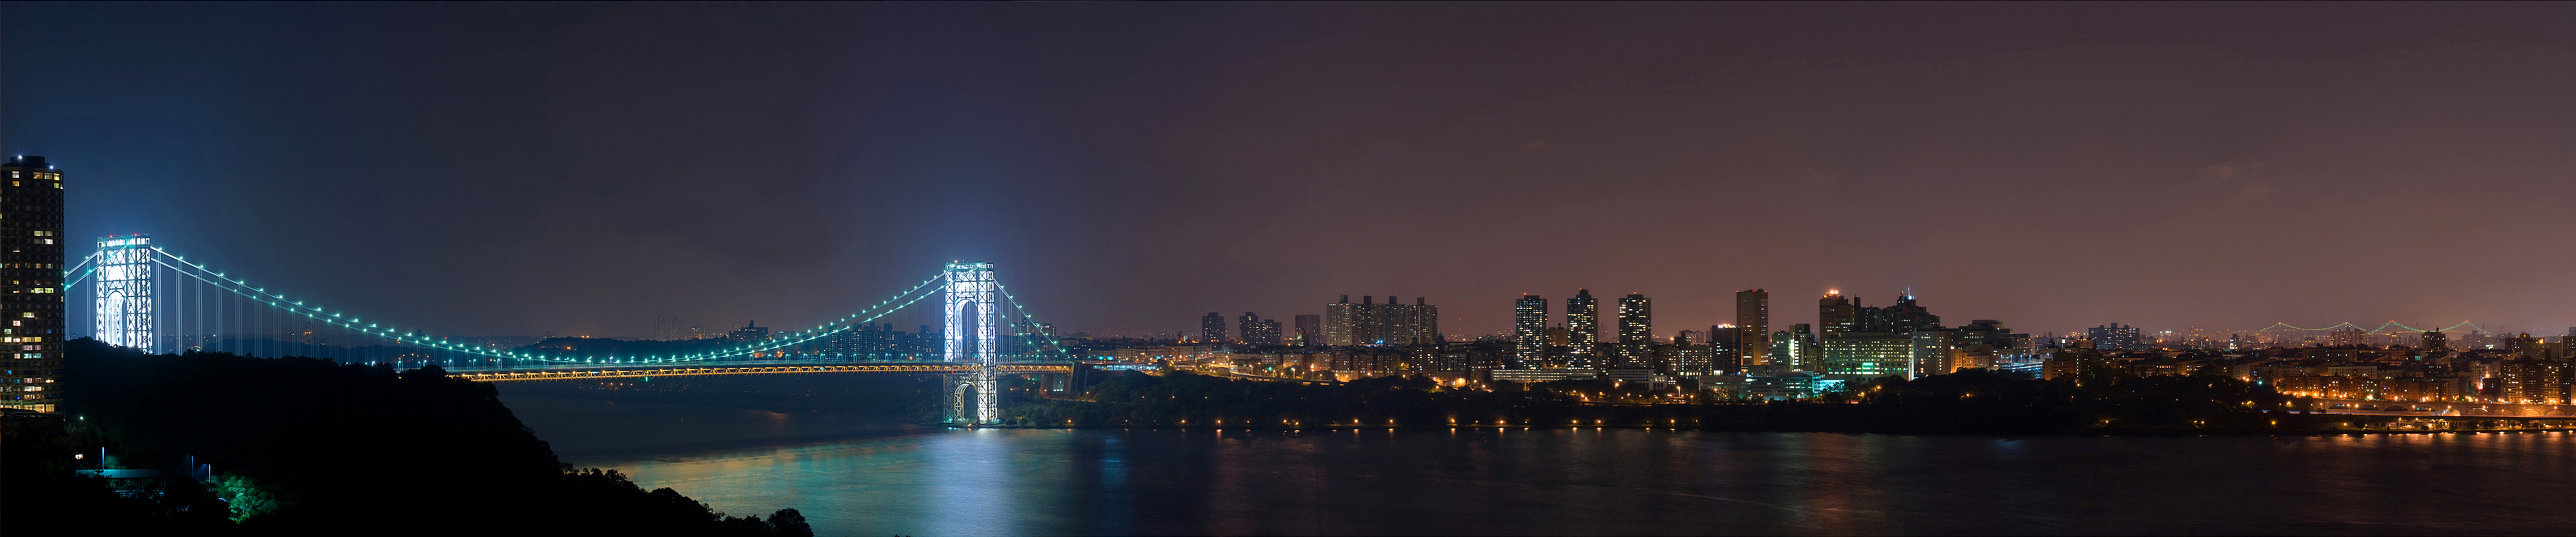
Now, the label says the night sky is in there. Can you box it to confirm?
[6,3,2575,339]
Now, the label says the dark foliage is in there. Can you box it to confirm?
[8,339,813,535]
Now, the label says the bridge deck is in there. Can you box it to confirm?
[450,362,1073,383]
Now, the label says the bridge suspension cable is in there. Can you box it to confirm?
[93,244,955,364]
[2252,320,2483,334]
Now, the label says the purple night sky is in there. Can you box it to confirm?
[6,3,2573,338]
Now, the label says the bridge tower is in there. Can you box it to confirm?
[943,261,1001,424]
[93,235,155,349]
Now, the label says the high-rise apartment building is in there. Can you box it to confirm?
[1514,294,1547,367]
[1325,296,1356,346]
[1385,297,1440,345]
[2499,359,2572,404]
[1616,293,1652,368]
[1239,312,1282,345]
[1736,290,1769,367]
[2086,323,2142,350]
[2421,329,2449,357]
[1201,312,1227,344]
[1293,314,1322,346]
[1566,290,1598,362]
[1323,295,1439,346]
[0,156,64,413]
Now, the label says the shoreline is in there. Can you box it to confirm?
[935,423,2576,436]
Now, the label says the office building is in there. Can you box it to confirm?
[0,156,64,413]
[1771,324,1817,369]
[1514,294,1547,367]
[1708,324,1742,373]
[1819,291,1859,336]
[1736,290,1769,367]
[1616,293,1651,368]
[1566,290,1598,363]
[1820,333,1913,377]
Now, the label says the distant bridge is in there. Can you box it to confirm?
[452,362,1078,383]
[66,237,1085,425]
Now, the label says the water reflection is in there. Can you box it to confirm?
[513,396,2576,535]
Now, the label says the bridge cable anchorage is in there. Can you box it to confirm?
[107,245,946,364]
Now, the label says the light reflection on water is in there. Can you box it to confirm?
[512,396,2576,536]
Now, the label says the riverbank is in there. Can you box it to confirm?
[15,341,814,535]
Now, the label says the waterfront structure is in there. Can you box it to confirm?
[1201,311,1227,344]
[1514,294,1546,366]
[1,156,63,413]
[1293,314,1322,346]
[1736,290,1769,367]
[2499,360,2571,404]
[1616,293,1651,368]
[1567,290,1598,365]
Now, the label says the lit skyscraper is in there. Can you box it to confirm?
[1818,291,1858,337]
[1616,293,1651,368]
[1566,289,1598,362]
[1736,290,1769,367]
[0,156,64,413]
[1325,296,1356,346]
[1201,311,1227,344]
[1514,294,1547,366]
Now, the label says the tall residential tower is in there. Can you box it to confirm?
[0,156,65,413]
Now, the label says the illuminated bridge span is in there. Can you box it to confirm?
[63,235,1081,425]
[2253,321,2483,334]
[456,362,1077,383]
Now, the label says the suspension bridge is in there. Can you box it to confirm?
[62,234,1095,425]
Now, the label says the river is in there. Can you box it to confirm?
[501,394,2576,535]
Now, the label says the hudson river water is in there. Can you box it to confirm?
[503,395,2576,536]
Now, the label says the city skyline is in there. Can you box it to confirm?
[7,3,2575,341]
